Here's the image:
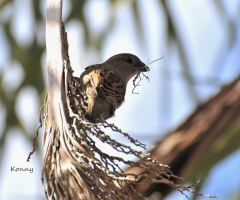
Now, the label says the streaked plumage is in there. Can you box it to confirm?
[77,53,148,123]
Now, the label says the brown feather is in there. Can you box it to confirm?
[77,53,146,123]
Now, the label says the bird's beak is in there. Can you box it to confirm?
[138,62,149,72]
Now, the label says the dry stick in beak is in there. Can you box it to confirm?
[132,56,164,94]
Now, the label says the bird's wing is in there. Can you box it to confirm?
[84,64,100,72]
[81,65,125,108]
[97,69,125,108]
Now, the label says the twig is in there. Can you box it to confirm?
[27,103,44,162]
[132,56,164,94]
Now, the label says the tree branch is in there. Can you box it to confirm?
[125,75,240,198]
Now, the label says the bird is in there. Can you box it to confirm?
[75,53,149,123]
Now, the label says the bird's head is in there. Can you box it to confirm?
[104,53,149,82]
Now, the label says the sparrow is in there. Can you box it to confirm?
[76,53,149,123]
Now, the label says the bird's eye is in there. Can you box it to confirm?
[126,57,133,63]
